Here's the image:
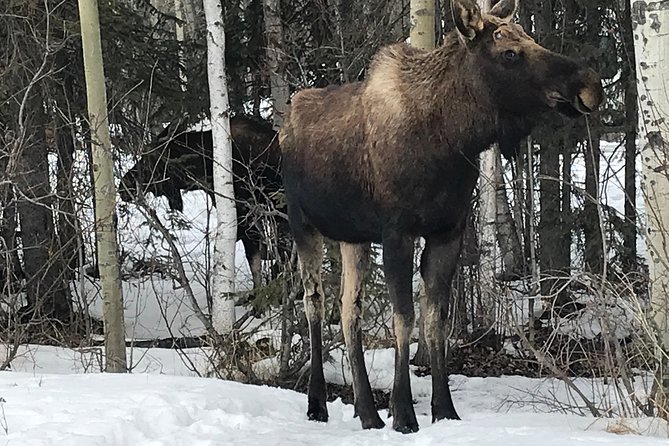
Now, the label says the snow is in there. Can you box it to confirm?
[3,344,210,377]
[76,190,257,341]
[568,139,646,260]
[1,368,667,445]
[0,344,667,445]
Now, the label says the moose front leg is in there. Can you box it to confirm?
[382,233,419,433]
[421,230,464,422]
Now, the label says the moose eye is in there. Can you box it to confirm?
[494,30,503,40]
[502,50,518,61]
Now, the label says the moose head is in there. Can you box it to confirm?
[452,0,603,119]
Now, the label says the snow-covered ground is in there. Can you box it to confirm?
[1,371,667,445]
[0,344,667,445]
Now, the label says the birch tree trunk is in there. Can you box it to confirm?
[476,0,500,344]
[78,0,127,373]
[494,152,522,280]
[184,0,203,38]
[478,139,499,336]
[173,0,187,86]
[263,0,290,130]
[409,0,435,368]
[631,0,669,417]
[204,0,237,335]
[410,0,435,48]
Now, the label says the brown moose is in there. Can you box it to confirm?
[119,115,284,292]
[279,0,603,434]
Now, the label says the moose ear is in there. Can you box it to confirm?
[489,0,518,21]
[451,0,483,41]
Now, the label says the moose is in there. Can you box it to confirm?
[119,115,284,291]
[279,0,603,434]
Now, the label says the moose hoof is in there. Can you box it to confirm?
[392,409,419,434]
[307,400,329,423]
[393,420,419,434]
[360,414,385,430]
[432,408,461,422]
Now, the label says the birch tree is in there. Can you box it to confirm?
[476,0,499,342]
[204,0,237,334]
[631,0,669,416]
[263,0,290,129]
[78,0,127,372]
[410,0,435,49]
[409,0,435,367]
[173,0,187,86]
[494,159,522,279]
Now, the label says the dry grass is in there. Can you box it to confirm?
[605,418,639,435]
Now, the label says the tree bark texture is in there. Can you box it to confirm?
[263,0,290,130]
[16,108,71,320]
[622,0,638,268]
[494,152,523,280]
[476,0,501,344]
[631,0,669,417]
[409,0,436,367]
[204,0,237,334]
[583,134,603,273]
[78,0,127,372]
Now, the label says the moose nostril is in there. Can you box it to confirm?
[577,87,601,113]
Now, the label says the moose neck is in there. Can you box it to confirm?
[402,33,511,160]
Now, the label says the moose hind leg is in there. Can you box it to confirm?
[383,234,419,433]
[421,231,464,422]
[340,242,384,429]
[294,224,328,422]
[241,234,263,291]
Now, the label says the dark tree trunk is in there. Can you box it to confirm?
[559,141,572,270]
[583,132,603,273]
[621,0,638,269]
[538,138,564,296]
[56,128,81,277]
[523,144,534,276]
[623,91,637,268]
[533,0,575,312]
[16,107,71,320]
[0,185,23,299]
[581,0,603,275]
[534,2,559,294]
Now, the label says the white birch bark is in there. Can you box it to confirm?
[204,0,237,334]
[631,0,669,411]
[477,0,500,336]
[410,0,435,49]
[78,0,127,372]
[494,152,522,279]
[478,142,499,325]
[173,0,187,86]
[410,0,435,366]
[263,0,290,130]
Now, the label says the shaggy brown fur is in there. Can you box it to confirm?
[279,0,603,434]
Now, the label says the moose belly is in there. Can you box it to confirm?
[287,176,476,243]
[299,187,384,243]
